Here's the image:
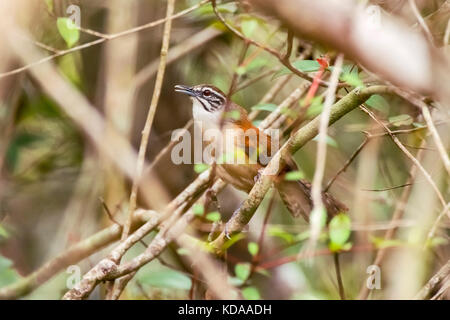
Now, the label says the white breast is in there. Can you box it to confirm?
[191,98,222,131]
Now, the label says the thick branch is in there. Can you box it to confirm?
[211,85,394,251]
[0,210,154,300]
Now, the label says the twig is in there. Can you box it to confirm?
[133,26,222,88]
[392,88,450,176]
[211,0,336,88]
[0,209,154,300]
[144,120,193,175]
[210,86,395,252]
[0,0,210,79]
[250,191,276,274]
[415,258,450,299]
[257,244,375,270]
[362,183,415,192]
[408,0,434,43]
[325,137,369,192]
[333,253,346,299]
[426,202,450,249]
[121,0,175,242]
[360,106,447,211]
[99,197,121,226]
[420,104,450,176]
[357,141,426,300]
[306,54,344,254]
[61,82,327,299]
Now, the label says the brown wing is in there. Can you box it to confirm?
[223,102,273,166]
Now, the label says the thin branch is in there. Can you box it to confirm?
[420,104,450,176]
[210,86,394,252]
[392,87,450,176]
[362,183,415,192]
[121,0,175,242]
[408,0,434,43]
[211,0,336,88]
[133,26,222,88]
[0,0,210,79]
[360,106,447,211]
[0,209,154,300]
[325,137,369,192]
[415,258,450,299]
[60,82,327,299]
[357,140,426,299]
[144,120,193,174]
[306,54,344,255]
[333,253,346,300]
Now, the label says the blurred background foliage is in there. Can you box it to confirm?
[0,0,449,300]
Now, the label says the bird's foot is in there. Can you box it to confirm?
[253,168,265,184]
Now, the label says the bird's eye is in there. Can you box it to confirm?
[203,89,211,97]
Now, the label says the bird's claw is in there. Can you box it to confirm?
[254,168,265,184]
[224,222,232,239]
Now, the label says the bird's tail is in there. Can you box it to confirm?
[277,179,347,221]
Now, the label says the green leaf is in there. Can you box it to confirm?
[0,224,8,238]
[197,2,237,16]
[176,248,190,256]
[6,132,43,171]
[245,57,268,73]
[388,114,413,127]
[268,226,295,244]
[45,0,54,13]
[236,57,268,75]
[366,94,389,114]
[425,236,448,248]
[0,255,13,270]
[228,276,245,286]
[138,269,191,290]
[57,17,79,48]
[252,120,262,127]
[273,60,321,79]
[284,170,305,181]
[329,213,352,251]
[194,163,209,174]
[280,106,297,119]
[248,242,259,256]
[236,66,246,75]
[224,110,241,120]
[193,204,204,216]
[242,286,261,300]
[339,65,364,88]
[206,211,221,222]
[0,255,21,288]
[241,18,258,37]
[370,236,404,249]
[222,233,246,250]
[251,103,277,112]
[312,135,338,148]
[235,263,251,281]
[305,96,324,117]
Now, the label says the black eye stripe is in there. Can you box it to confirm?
[196,97,209,112]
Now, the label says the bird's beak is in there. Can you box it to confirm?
[174,84,196,97]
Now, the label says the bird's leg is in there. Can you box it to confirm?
[224,202,249,239]
[253,167,265,184]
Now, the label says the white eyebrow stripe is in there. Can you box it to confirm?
[202,87,225,100]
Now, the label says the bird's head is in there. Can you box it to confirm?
[174,84,227,113]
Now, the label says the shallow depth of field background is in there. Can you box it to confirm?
[0,0,449,300]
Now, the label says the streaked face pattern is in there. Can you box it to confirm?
[175,84,226,113]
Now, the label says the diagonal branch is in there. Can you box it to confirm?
[210,85,394,252]
[0,0,210,79]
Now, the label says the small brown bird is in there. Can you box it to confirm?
[175,84,346,220]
